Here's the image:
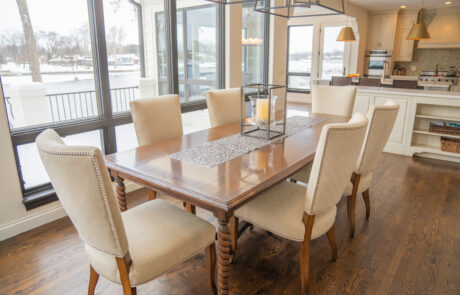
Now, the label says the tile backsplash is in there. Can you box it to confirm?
[394,10,460,77]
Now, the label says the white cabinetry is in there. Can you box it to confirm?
[353,94,373,115]
[393,12,417,62]
[367,12,398,50]
[375,96,408,144]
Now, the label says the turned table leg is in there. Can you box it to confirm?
[115,176,127,212]
[217,216,231,295]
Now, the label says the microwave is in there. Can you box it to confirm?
[364,50,393,77]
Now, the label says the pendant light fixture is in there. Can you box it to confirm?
[337,0,356,42]
[407,0,430,40]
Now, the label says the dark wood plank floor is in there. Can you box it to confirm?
[1,154,460,294]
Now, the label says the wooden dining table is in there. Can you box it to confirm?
[105,112,348,295]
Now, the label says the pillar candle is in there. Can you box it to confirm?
[256,98,269,121]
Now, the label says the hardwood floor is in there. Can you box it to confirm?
[1,154,460,294]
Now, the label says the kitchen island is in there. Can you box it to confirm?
[355,86,460,162]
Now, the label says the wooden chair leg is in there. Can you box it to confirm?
[347,173,361,239]
[363,189,370,219]
[230,216,238,256]
[206,243,217,295]
[300,213,315,295]
[326,226,337,262]
[116,256,135,295]
[185,203,196,215]
[148,189,157,201]
[88,265,99,295]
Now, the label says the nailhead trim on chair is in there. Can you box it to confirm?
[38,148,126,258]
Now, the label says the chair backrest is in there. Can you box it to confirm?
[312,85,357,117]
[305,113,368,215]
[206,88,242,127]
[130,95,183,146]
[393,79,417,89]
[331,76,352,86]
[359,77,381,87]
[355,100,400,175]
[36,129,129,258]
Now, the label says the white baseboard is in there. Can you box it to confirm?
[0,180,143,241]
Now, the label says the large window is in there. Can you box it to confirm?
[286,25,314,91]
[242,2,268,85]
[157,3,221,103]
[320,25,346,79]
[0,0,223,210]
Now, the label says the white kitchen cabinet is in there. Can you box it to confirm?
[393,12,417,62]
[367,12,398,50]
[353,95,373,115]
[375,96,408,144]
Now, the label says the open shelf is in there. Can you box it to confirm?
[415,114,460,123]
[411,144,460,157]
[412,129,460,140]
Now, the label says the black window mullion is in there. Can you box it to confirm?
[165,0,179,95]
[182,9,188,101]
[217,3,225,89]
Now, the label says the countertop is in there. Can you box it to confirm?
[356,86,460,99]
[314,76,452,88]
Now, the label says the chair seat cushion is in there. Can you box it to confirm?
[344,172,373,195]
[290,162,313,184]
[86,199,216,286]
[235,181,337,242]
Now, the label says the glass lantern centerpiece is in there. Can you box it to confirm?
[240,84,287,140]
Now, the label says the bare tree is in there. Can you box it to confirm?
[107,26,126,54]
[1,31,25,66]
[15,0,42,82]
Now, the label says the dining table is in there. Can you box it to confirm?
[104,112,349,295]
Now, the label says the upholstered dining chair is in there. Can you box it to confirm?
[130,95,191,210]
[359,77,381,87]
[231,113,368,294]
[344,101,400,238]
[206,88,242,127]
[290,101,400,239]
[36,129,217,295]
[289,85,357,183]
[311,85,357,117]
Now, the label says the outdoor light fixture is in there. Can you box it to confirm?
[407,0,430,40]
[253,0,345,19]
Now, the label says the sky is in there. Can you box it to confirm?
[0,0,138,45]
[289,25,345,54]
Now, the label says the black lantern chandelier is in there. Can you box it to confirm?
[205,0,345,19]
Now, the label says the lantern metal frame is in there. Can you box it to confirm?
[240,84,288,140]
[253,0,345,18]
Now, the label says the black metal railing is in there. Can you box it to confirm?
[47,86,138,122]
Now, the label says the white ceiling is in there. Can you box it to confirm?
[352,0,459,11]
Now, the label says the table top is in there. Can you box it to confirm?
[105,112,349,212]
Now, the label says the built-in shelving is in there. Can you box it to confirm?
[412,129,460,140]
[415,114,460,123]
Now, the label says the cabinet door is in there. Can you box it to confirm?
[353,95,372,115]
[375,97,408,143]
[367,16,384,49]
[380,14,398,50]
[393,27,414,61]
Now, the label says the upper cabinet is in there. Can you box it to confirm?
[393,12,417,62]
[367,11,398,50]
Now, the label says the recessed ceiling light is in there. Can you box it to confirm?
[400,5,407,8]
[445,1,453,5]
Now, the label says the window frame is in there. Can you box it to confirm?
[286,24,314,94]
[3,0,225,210]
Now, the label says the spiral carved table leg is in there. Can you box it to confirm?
[217,217,231,295]
[115,176,127,212]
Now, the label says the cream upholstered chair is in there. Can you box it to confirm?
[232,113,368,294]
[36,129,217,295]
[311,85,357,117]
[130,95,185,205]
[290,101,400,238]
[206,88,242,127]
[344,101,399,238]
[290,85,357,183]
